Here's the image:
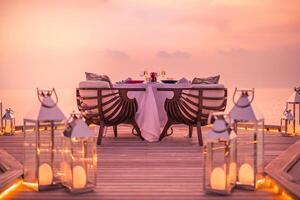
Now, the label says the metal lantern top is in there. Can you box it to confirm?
[207,113,236,142]
[63,112,95,138]
[229,88,263,122]
[25,88,66,121]
[3,108,14,120]
[287,87,300,103]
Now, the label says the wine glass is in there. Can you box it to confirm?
[139,70,148,81]
[161,70,166,80]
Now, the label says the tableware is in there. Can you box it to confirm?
[126,80,144,84]
[161,80,178,84]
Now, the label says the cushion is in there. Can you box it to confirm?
[85,72,113,88]
[191,75,220,84]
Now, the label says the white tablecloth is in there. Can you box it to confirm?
[116,83,190,142]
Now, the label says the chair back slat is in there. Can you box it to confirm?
[76,88,142,126]
[159,87,227,126]
[102,95,120,107]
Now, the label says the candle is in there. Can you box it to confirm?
[238,163,254,185]
[73,165,87,189]
[229,162,237,183]
[38,163,53,186]
[210,167,226,190]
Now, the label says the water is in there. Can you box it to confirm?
[0,88,293,126]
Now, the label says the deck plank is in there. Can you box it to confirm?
[0,125,299,200]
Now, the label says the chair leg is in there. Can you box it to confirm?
[132,120,144,141]
[113,125,118,138]
[189,126,193,138]
[196,122,203,146]
[160,121,172,141]
[97,125,105,145]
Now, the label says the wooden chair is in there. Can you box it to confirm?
[76,87,145,145]
[157,87,227,146]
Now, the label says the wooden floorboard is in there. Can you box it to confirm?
[0,125,299,200]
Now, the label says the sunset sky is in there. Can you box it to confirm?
[0,0,299,89]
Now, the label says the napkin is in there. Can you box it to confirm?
[115,77,132,84]
[178,77,189,84]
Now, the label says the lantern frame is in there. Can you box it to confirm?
[229,88,265,191]
[0,101,2,134]
[285,87,300,136]
[280,109,296,136]
[61,113,97,193]
[23,88,65,191]
[2,108,16,136]
[23,119,63,190]
[203,113,237,195]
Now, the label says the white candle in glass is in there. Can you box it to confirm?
[229,162,237,183]
[238,163,254,185]
[39,163,53,186]
[210,167,226,190]
[73,165,87,189]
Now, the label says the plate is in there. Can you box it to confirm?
[126,80,144,84]
[161,80,178,84]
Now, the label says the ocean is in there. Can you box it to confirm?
[0,88,293,126]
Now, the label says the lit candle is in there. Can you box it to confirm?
[73,165,87,189]
[210,167,226,190]
[238,163,254,185]
[38,163,53,186]
[4,121,12,133]
[229,162,237,183]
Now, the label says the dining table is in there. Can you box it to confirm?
[115,82,190,142]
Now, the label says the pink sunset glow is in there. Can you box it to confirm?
[0,0,300,89]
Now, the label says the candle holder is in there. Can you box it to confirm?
[23,88,66,191]
[61,112,97,193]
[229,88,264,190]
[203,112,237,195]
[283,87,300,136]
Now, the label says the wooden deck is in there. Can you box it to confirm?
[0,125,299,200]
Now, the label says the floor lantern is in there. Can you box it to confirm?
[283,87,300,136]
[229,88,264,190]
[2,108,15,135]
[61,112,97,193]
[0,101,2,134]
[23,88,66,190]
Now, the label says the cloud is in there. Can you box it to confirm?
[105,49,129,60]
[218,48,249,56]
[157,50,191,59]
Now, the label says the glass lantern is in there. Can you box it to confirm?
[0,101,2,134]
[203,112,237,195]
[2,108,16,135]
[280,109,295,136]
[284,87,300,135]
[61,113,97,193]
[229,88,264,191]
[23,88,66,191]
